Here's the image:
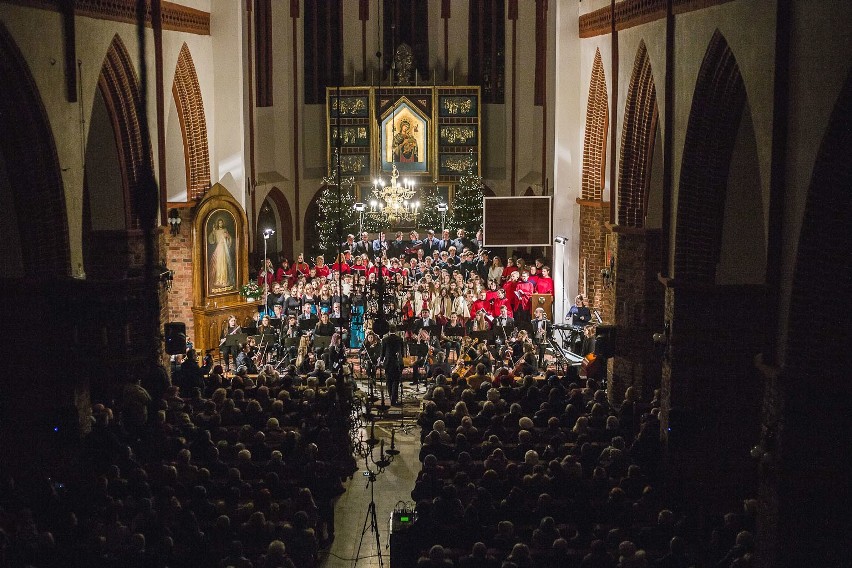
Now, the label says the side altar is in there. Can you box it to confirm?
[190,184,258,353]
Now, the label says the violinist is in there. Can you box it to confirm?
[410,328,437,385]
[510,329,533,362]
[469,342,495,375]
[359,331,381,381]
[323,332,348,376]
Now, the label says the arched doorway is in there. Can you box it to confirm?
[256,188,294,264]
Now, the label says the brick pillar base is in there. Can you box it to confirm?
[608,229,664,404]
[164,208,196,343]
[660,280,768,512]
[577,200,613,322]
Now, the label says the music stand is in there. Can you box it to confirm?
[427,324,442,337]
[470,330,491,343]
[222,332,247,350]
[516,321,533,335]
[298,318,318,332]
[313,335,332,352]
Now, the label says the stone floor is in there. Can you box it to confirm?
[318,381,424,568]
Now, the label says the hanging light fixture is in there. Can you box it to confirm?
[366,165,419,225]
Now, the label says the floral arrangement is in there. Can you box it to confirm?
[239,282,262,299]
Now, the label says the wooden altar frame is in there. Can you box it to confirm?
[191,184,254,353]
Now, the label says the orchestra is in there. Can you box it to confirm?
[203,230,603,385]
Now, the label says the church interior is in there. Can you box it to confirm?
[0,1,849,566]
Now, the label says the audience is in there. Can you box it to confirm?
[0,360,356,568]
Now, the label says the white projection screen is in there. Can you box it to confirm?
[482,196,552,247]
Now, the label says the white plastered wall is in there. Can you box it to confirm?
[551,0,583,324]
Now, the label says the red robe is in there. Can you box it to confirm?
[514,281,535,311]
[314,264,331,279]
[535,277,554,295]
[491,297,513,318]
[471,299,491,316]
[330,262,350,275]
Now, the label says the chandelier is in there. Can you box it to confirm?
[367,164,420,225]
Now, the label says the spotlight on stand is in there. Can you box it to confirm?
[353,202,366,234]
[168,208,181,236]
[553,236,569,323]
[436,202,449,232]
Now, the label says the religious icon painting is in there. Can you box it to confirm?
[380,97,429,174]
[205,208,238,296]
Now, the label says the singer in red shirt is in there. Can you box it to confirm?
[535,266,555,295]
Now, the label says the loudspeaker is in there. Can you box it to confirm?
[164,322,187,355]
[595,324,617,358]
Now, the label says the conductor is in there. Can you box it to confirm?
[379,332,404,406]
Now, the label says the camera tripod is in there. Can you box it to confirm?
[353,469,384,568]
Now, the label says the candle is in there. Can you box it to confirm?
[391,430,396,448]
[380,439,385,460]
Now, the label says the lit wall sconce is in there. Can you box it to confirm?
[157,262,175,291]
[652,321,671,360]
[601,255,614,288]
[168,208,182,236]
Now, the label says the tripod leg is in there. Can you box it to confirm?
[353,500,375,567]
[370,499,383,568]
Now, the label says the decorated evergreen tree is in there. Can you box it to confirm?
[449,151,484,234]
[313,175,357,259]
[415,183,446,234]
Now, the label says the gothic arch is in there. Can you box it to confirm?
[778,71,852,568]
[96,34,154,228]
[581,49,609,200]
[262,187,294,262]
[172,43,211,200]
[674,30,747,282]
[0,22,69,278]
[618,41,658,228]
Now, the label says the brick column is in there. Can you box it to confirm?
[608,228,664,404]
[577,199,613,322]
[164,208,196,343]
[660,280,768,511]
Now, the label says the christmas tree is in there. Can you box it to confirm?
[449,151,484,234]
[415,183,446,233]
[313,173,357,259]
